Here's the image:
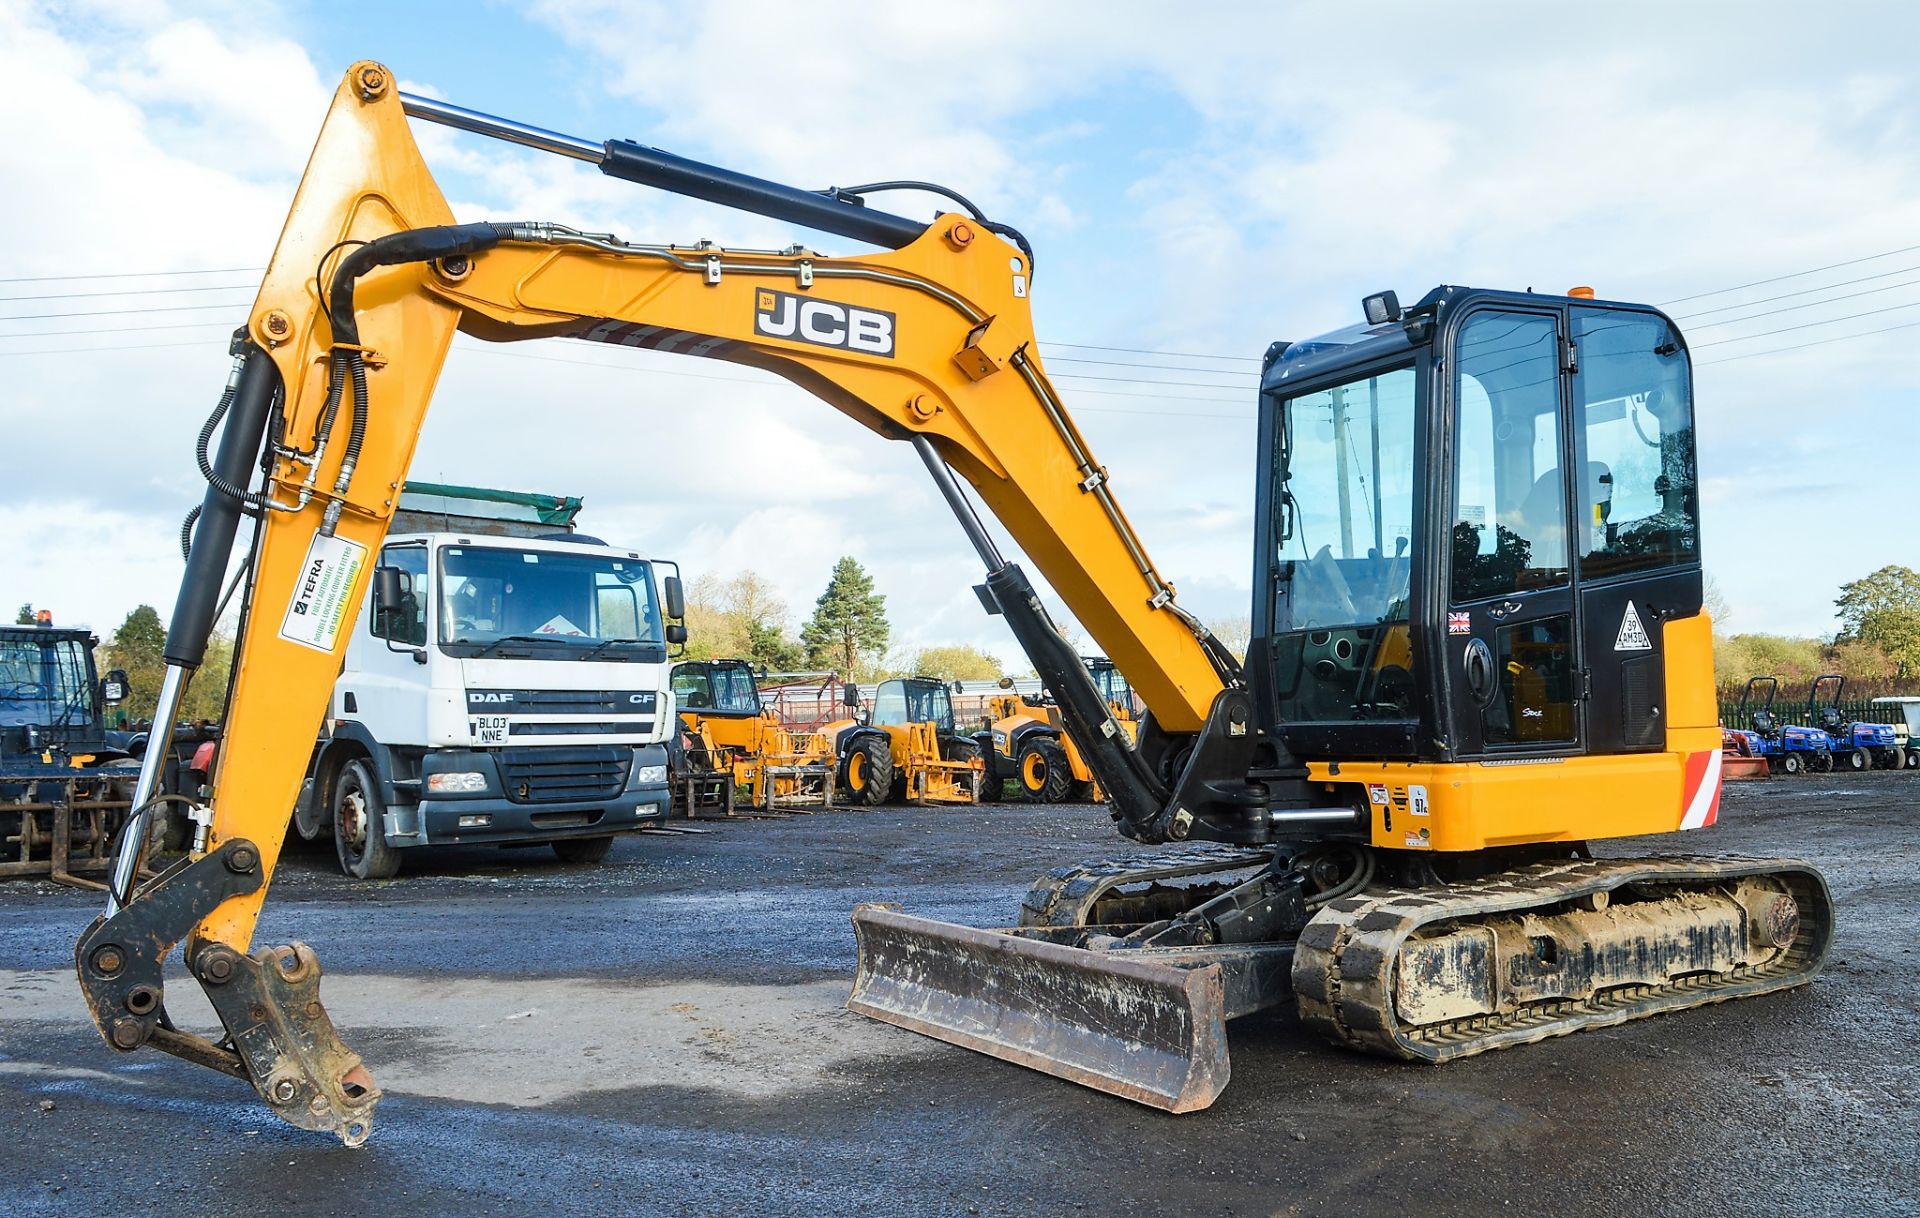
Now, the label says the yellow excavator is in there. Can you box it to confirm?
[76,63,1830,1144]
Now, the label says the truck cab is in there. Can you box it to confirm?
[298,484,684,877]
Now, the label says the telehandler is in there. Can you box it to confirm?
[979,656,1138,802]
[820,676,982,805]
[670,658,836,811]
[77,63,1830,1144]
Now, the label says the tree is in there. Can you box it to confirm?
[1835,565,1920,677]
[800,557,890,678]
[1702,572,1730,629]
[909,645,1003,682]
[681,570,804,670]
[178,631,234,722]
[101,605,168,724]
[15,603,34,625]
[1206,616,1252,661]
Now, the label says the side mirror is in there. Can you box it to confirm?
[842,682,861,708]
[665,623,689,645]
[101,669,128,704]
[373,566,403,614]
[663,575,685,621]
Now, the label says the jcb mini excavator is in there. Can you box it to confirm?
[77,64,1830,1144]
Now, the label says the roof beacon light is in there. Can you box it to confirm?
[35,609,52,627]
[1568,285,1597,299]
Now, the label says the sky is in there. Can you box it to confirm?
[3,0,1917,667]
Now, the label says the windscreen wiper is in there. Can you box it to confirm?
[468,633,556,658]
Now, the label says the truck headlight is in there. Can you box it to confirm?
[630,763,667,787]
[428,771,488,794]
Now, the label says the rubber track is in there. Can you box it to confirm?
[1291,854,1833,1062]
[1018,844,1274,928]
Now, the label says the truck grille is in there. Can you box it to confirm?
[468,689,657,714]
[498,746,626,804]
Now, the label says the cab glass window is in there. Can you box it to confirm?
[372,545,428,646]
[1571,310,1699,580]
[1451,312,1570,603]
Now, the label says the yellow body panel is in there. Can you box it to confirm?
[1318,610,1722,851]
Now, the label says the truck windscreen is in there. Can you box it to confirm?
[438,546,664,658]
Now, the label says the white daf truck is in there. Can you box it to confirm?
[290,483,685,878]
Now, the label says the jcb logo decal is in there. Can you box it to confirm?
[754,289,895,357]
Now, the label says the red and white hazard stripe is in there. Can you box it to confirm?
[1678,748,1723,830]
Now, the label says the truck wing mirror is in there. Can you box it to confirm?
[664,623,689,645]
[663,574,685,620]
[843,682,861,708]
[373,566,403,614]
[101,669,128,704]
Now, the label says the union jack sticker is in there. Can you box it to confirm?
[1447,611,1472,636]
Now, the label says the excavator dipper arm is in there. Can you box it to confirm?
[74,63,1254,1143]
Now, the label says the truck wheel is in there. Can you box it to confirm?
[333,759,400,880]
[1018,738,1074,803]
[1845,748,1870,772]
[552,836,614,865]
[1780,752,1803,776]
[1906,747,1920,770]
[839,737,891,807]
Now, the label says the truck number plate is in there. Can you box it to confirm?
[469,716,510,746]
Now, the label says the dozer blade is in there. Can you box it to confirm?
[847,904,1231,1113]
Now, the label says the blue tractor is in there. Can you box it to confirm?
[1735,676,1830,775]
[1806,673,1903,771]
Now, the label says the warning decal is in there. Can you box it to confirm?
[1614,601,1653,652]
[278,533,367,654]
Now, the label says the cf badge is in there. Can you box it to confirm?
[754,289,895,357]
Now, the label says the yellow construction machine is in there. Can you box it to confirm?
[978,657,1138,802]
[669,658,835,812]
[76,64,1830,1144]
[819,677,982,805]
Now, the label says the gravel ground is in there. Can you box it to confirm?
[2,774,1916,1218]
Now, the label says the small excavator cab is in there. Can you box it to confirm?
[1256,287,1701,764]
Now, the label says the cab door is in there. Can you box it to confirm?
[1441,307,1584,757]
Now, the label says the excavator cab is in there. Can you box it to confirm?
[1256,287,1702,767]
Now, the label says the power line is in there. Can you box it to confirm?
[1697,317,1920,366]
[1043,353,1259,377]
[1679,275,1920,330]
[0,282,259,304]
[0,320,238,341]
[0,266,264,285]
[1044,340,1263,363]
[1658,243,1920,306]
[1672,263,1920,319]
[0,299,253,323]
[1689,297,1920,348]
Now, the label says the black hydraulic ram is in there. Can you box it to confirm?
[398,93,929,250]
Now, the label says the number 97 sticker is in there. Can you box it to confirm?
[469,716,509,746]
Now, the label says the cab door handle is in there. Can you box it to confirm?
[1463,639,1498,708]
[1485,599,1524,620]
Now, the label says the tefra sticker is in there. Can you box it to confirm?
[279,533,367,653]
